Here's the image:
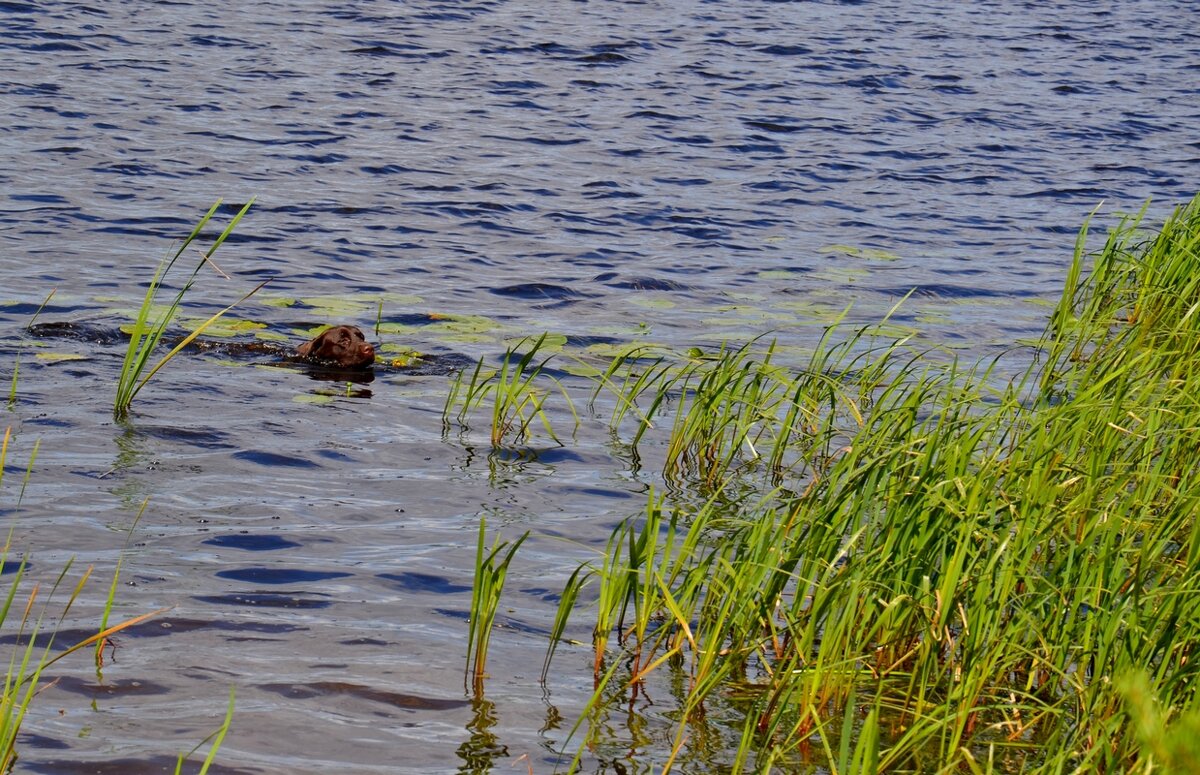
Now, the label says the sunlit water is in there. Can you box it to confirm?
[1,0,1197,772]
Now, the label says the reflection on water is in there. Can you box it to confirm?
[1,0,1198,771]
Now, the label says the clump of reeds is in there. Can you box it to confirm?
[0,427,168,768]
[465,517,528,693]
[114,199,264,420]
[443,334,577,448]
[481,193,1200,772]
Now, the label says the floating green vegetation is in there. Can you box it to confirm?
[378,342,428,369]
[427,313,513,343]
[177,316,267,338]
[628,296,677,310]
[818,243,901,261]
[113,199,265,420]
[502,332,567,353]
[289,292,424,319]
[808,264,870,285]
[473,194,1200,772]
[33,353,90,363]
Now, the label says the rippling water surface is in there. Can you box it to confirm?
[1,1,1197,772]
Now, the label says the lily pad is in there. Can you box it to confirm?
[178,317,268,338]
[426,313,513,343]
[584,341,669,360]
[376,322,422,336]
[35,353,90,363]
[628,296,676,310]
[560,360,604,379]
[378,292,424,307]
[298,295,374,317]
[757,269,801,280]
[502,333,567,352]
[293,393,334,405]
[818,244,900,261]
[810,265,870,285]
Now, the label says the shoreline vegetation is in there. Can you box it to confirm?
[461,195,1200,772]
[5,194,1199,771]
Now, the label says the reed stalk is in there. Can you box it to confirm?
[114,198,262,420]
[466,517,528,692]
[443,334,577,447]
[480,193,1200,772]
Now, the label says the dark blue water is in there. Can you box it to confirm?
[1,1,1198,772]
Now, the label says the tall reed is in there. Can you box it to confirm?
[466,517,528,692]
[114,198,263,420]
[0,427,167,767]
[443,334,577,448]
[492,194,1200,772]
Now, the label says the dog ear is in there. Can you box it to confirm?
[297,330,328,358]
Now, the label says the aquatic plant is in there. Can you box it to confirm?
[173,687,235,775]
[5,357,15,411]
[0,426,167,768]
[25,287,56,332]
[443,334,578,448]
[465,517,528,692]
[114,198,263,420]
[481,194,1200,772]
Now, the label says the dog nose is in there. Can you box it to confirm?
[361,343,375,360]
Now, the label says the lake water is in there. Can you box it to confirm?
[1,1,1197,772]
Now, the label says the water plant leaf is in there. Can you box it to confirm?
[628,296,676,310]
[113,198,259,419]
[757,269,802,280]
[817,244,900,261]
[502,333,566,352]
[293,393,334,405]
[33,353,90,363]
[375,322,421,336]
[298,295,373,317]
[177,317,267,338]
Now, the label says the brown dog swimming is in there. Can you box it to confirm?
[296,325,375,369]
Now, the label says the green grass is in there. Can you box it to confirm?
[174,687,236,775]
[466,517,528,693]
[114,198,263,420]
[444,333,578,448]
[2,426,234,770]
[5,357,15,411]
[472,194,1200,772]
[0,426,171,769]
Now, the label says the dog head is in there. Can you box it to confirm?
[296,325,376,369]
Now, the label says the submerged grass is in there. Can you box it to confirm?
[476,194,1200,772]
